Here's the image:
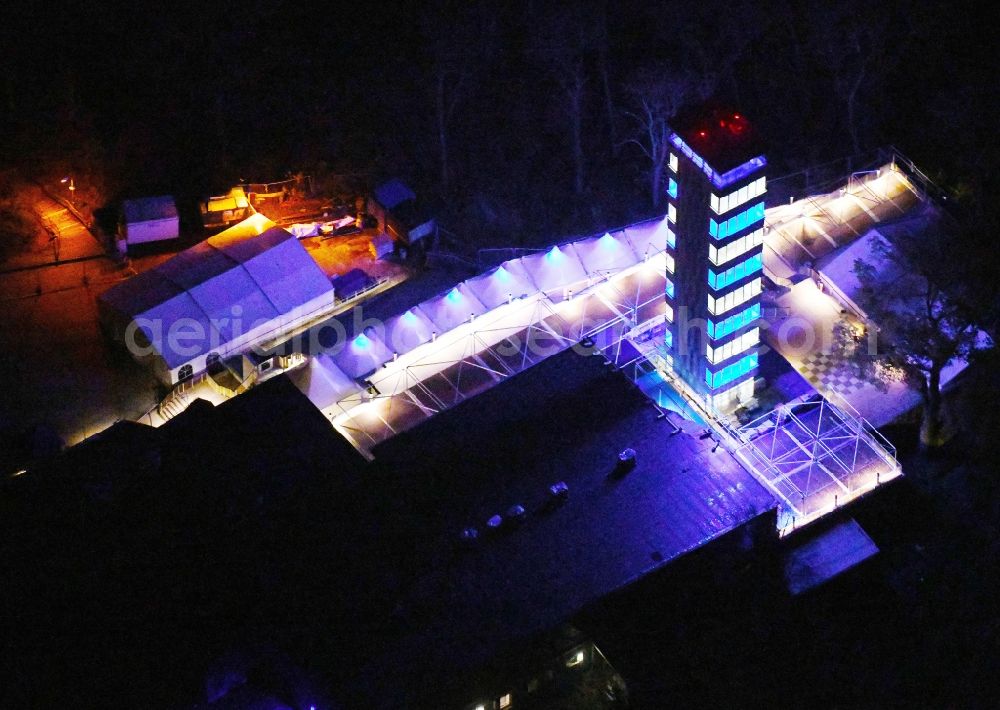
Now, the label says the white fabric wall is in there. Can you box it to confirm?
[518,245,590,294]
[464,262,537,310]
[417,282,489,333]
[126,217,180,245]
[570,231,640,273]
[289,354,362,417]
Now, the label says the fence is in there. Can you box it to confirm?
[766,146,945,208]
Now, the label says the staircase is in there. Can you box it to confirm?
[157,387,192,421]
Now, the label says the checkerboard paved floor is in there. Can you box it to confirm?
[798,352,867,396]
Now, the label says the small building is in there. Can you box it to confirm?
[370,178,436,248]
[119,195,180,248]
[200,187,252,230]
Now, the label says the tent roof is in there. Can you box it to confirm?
[623,217,673,259]
[288,354,362,410]
[464,261,537,310]
[570,231,640,274]
[417,282,489,333]
[519,244,590,294]
[332,329,396,380]
[99,214,333,368]
[380,307,438,357]
[122,195,178,223]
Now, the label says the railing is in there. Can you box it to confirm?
[425,249,478,270]
[476,246,545,270]
[334,274,391,304]
[766,146,945,208]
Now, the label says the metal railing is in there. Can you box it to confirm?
[766,146,946,208]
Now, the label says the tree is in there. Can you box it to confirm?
[0,174,40,264]
[621,71,694,209]
[851,216,992,447]
[528,6,594,199]
[592,5,619,157]
[810,2,909,155]
[423,3,498,197]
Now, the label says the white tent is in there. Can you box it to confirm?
[290,213,675,455]
[380,307,439,357]
[417,282,489,333]
[570,231,640,274]
[98,213,335,384]
[519,244,590,295]
[332,329,396,379]
[623,217,673,259]
[288,354,363,416]
[464,261,537,310]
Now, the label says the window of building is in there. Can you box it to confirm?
[706,328,759,364]
[178,364,193,381]
[708,253,763,290]
[667,203,676,223]
[707,303,761,339]
[665,277,675,299]
[709,201,765,239]
[666,226,676,248]
[708,228,764,266]
[705,351,758,389]
[499,694,512,708]
[711,377,755,410]
[665,252,675,274]
[707,278,761,315]
[669,153,678,172]
[712,176,766,215]
[667,178,678,199]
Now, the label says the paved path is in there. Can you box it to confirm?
[0,191,106,272]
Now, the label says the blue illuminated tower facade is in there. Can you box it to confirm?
[664,107,766,412]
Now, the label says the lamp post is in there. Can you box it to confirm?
[60,176,76,206]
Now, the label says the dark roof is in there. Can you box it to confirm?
[388,198,434,231]
[327,348,776,707]
[3,357,776,708]
[330,268,375,299]
[373,178,416,210]
[671,103,765,174]
[122,195,178,223]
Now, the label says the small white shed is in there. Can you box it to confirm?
[120,195,180,247]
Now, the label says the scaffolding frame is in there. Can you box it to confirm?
[733,392,901,534]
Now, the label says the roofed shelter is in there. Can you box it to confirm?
[119,195,180,249]
[99,213,335,385]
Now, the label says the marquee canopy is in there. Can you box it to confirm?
[100,213,335,371]
[293,216,676,456]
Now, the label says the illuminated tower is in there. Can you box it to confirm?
[665,106,766,412]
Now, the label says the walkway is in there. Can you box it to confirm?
[2,189,106,272]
